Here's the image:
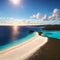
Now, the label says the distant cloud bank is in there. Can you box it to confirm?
[0,8,60,25]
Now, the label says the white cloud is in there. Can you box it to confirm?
[30,14,36,19]
[30,8,60,20]
[36,13,41,19]
[0,8,60,25]
[48,16,55,20]
[53,8,60,19]
[30,13,41,19]
[49,8,60,20]
[42,14,48,20]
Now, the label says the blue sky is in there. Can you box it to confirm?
[0,0,60,24]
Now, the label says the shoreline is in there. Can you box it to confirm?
[27,38,60,60]
[0,32,38,54]
[0,32,48,60]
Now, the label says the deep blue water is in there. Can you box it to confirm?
[0,26,35,50]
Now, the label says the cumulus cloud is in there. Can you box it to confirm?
[30,14,36,19]
[48,16,55,20]
[30,13,41,19]
[42,14,48,20]
[53,8,60,19]
[49,8,60,20]
[36,13,41,19]
[30,8,60,20]
[43,8,60,20]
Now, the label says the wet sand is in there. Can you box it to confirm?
[27,38,60,60]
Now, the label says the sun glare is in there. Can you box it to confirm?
[12,26,19,40]
[10,0,21,5]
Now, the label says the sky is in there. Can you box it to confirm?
[0,0,60,24]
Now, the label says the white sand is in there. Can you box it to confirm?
[0,32,48,60]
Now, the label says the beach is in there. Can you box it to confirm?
[27,38,60,60]
[0,32,48,60]
[0,0,60,60]
[0,30,60,60]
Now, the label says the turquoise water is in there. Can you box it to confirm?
[0,32,35,51]
[41,30,60,39]
[0,26,60,51]
[27,26,60,39]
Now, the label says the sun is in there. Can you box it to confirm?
[10,0,21,5]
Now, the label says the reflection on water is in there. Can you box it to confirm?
[0,26,31,46]
[12,26,19,40]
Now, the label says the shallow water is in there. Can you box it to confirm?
[41,30,60,39]
[28,26,60,39]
